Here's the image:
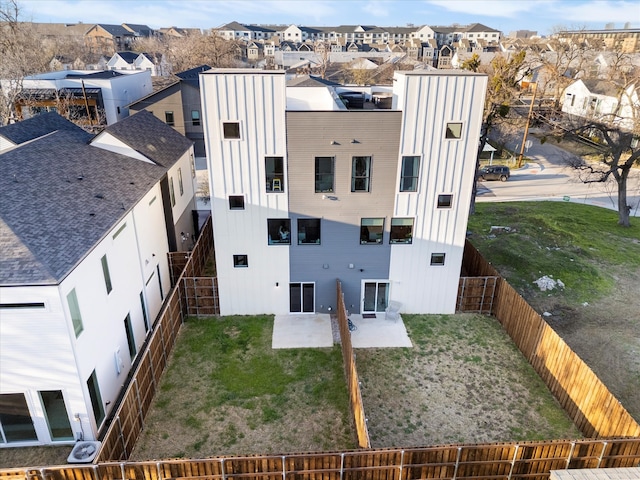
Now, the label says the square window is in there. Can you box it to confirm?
[229,195,245,210]
[430,253,446,266]
[360,218,384,244]
[191,110,200,126]
[390,218,413,244]
[223,122,241,139]
[266,156,285,192]
[233,254,248,267]
[445,122,462,139]
[165,111,174,126]
[437,194,453,208]
[315,156,334,192]
[400,156,420,192]
[268,219,291,245]
[351,156,371,192]
[298,218,321,244]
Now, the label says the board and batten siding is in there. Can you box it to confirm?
[286,111,402,313]
[389,71,488,313]
[200,70,290,315]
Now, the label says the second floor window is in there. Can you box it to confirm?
[351,156,371,192]
[390,218,414,244]
[266,156,284,192]
[191,110,200,126]
[315,156,334,192]
[400,156,420,192]
[164,111,174,126]
[101,255,112,294]
[298,218,321,245]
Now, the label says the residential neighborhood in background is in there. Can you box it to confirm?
[0,4,638,461]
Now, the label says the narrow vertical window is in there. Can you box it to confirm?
[101,255,112,294]
[156,265,164,301]
[164,111,174,126]
[191,110,200,126]
[266,156,285,192]
[67,289,84,337]
[40,390,73,441]
[315,156,334,192]
[140,291,149,332]
[124,314,136,360]
[400,156,420,192]
[86,371,105,427]
[169,177,176,206]
[178,168,184,196]
[351,156,371,192]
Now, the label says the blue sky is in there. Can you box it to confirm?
[19,0,640,37]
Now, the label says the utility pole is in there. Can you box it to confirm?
[517,82,537,168]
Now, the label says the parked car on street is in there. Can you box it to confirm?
[478,165,510,181]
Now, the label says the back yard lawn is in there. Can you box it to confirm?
[357,314,581,448]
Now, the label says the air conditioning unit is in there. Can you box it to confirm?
[67,441,101,464]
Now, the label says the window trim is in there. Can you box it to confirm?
[315,156,334,193]
[268,218,291,245]
[445,122,463,139]
[400,155,420,192]
[222,121,241,140]
[233,254,249,267]
[351,155,372,192]
[228,195,245,210]
[297,218,321,245]
[389,217,414,244]
[265,156,285,193]
[437,194,453,208]
[360,218,384,245]
[430,253,446,266]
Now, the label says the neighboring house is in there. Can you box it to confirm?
[107,51,139,70]
[157,26,202,38]
[121,23,154,38]
[129,65,211,157]
[108,52,171,77]
[562,79,639,131]
[200,68,487,316]
[0,110,196,447]
[84,24,136,54]
[247,42,264,60]
[554,27,640,53]
[5,69,153,126]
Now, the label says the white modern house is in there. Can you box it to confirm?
[0,111,195,447]
[2,69,153,125]
[200,69,487,316]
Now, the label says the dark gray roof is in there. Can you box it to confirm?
[0,116,169,285]
[64,70,124,79]
[123,23,154,36]
[0,112,79,145]
[96,24,133,36]
[101,110,193,167]
[115,51,139,64]
[220,21,250,31]
[287,75,342,87]
[176,64,211,88]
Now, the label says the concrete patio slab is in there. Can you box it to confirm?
[348,314,413,348]
[272,314,333,349]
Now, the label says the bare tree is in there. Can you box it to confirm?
[0,0,50,124]
[466,50,528,214]
[554,80,640,226]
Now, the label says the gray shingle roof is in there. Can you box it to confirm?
[0,112,184,286]
[101,110,193,167]
[0,112,79,145]
[115,51,139,64]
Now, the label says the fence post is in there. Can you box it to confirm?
[452,447,462,480]
[134,378,144,429]
[507,444,519,480]
[566,442,576,469]
[597,441,608,468]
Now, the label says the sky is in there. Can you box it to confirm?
[18,0,640,37]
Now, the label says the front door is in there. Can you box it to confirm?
[290,282,315,313]
[362,281,390,313]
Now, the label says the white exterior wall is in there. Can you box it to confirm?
[0,186,170,445]
[389,71,487,313]
[286,87,344,110]
[0,136,16,153]
[0,285,83,446]
[167,149,198,248]
[200,70,290,315]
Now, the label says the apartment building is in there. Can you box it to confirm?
[200,69,487,316]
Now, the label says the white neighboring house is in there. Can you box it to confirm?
[562,79,639,131]
[0,111,195,448]
[2,69,153,125]
[200,68,486,316]
[107,52,172,77]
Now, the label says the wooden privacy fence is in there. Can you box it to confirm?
[182,277,220,316]
[2,438,639,480]
[337,280,370,449]
[94,216,214,462]
[457,240,500,313]
[463,241,640,438]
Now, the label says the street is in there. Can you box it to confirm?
[477,133,640,217]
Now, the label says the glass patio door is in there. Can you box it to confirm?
[362,281,389,313]
[290,283,315,313]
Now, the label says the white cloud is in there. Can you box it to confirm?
[423,0,546,18]
[550,1,640,27]
[362,1,392,19]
